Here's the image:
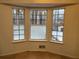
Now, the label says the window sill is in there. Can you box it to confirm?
[29,39,48,42]
[12,40,26,43]
[50,40,63,44]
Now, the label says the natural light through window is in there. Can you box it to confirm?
[52,8,64,42]
[30,9,47,39]
[12,8,25,40]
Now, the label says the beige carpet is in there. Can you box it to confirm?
[0,51,73,59]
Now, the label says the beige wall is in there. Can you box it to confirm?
[0,5,2,55]
[0,4,28,55]
[49,4,79,58]
[0,3,79,59]
[76,4,79,58]
[0,5,49,55]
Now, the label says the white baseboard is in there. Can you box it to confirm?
[0,50,27,56]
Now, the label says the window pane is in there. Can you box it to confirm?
[52,31,57,36]
[19,29,24,34]
[19,25,24,29]
[13,30,19,34]
[31,25,46,39]
[53,10,59,14]
[30,10,47,39]
[52,35,57,40]
[12,9,16,14]
[13,8,24,40]
[58,36,63,41]
[59,9,64,14]
[13,35,19,40]
[59,15,64,19]
[20,35,24,39]
[52,9,64,42]
[13,25,19,30]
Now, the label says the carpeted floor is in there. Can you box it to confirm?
[0,51,73,59]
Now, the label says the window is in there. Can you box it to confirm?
[52,8,64,42]
[12,8,25,40]
[30,9,47,39]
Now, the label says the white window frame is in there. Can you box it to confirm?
[51,8,65,43]
[30,9,47,40]
[12,7,25,41]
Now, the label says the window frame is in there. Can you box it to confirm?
[12,7,65,43]
[29,9,48,41]
[51,8,65,43]
[12,7,25,41]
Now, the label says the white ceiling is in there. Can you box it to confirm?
[1,3,76,7]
